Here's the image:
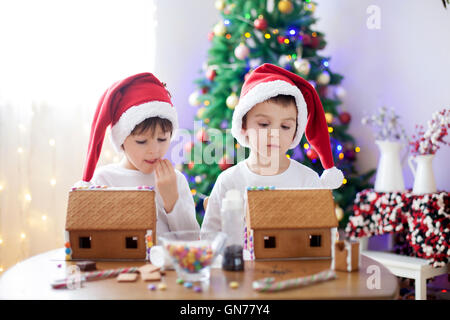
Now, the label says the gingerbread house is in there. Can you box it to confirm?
[245,188,338,260]
[65,186,156,261]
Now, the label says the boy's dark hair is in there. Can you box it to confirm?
[241,94,297,130]
[131,117,173,136]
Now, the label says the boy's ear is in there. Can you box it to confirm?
[241,128,250,144]
[241,128,248,140]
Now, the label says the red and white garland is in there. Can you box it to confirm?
[345,189,449,268]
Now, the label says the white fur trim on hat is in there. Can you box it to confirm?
[320,166,344,189]
[109,101,179,153]
[231,80,307,149]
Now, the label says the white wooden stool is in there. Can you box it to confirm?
[361,248,449,300]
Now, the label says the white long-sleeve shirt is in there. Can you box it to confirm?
[201,158,323,234]
[89,163,200,234]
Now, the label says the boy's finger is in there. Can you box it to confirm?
[160,159,171,175]
[155,161,162,176]
[162,159,172,173]
[156,160,168,177]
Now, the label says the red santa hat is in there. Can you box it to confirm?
[231,63,343,189]
[82,72,178,182]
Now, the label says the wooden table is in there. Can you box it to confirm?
[0,248,399,300]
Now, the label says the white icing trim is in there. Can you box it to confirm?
[145,230,153,261]
[231,80,307,149]
[71,186,155,191]
[65,231,72,260]
[65,231,70,243]
[346,241,352,272]
[330,227,337,270]
[340,240,359,272]
[249,229,255,260]
[110,101,179,153]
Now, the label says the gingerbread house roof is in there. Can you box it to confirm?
[66,189,156,231]
[246,189,338,230]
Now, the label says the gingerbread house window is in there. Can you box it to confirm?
[309,235,322,247]
[264,236,276,248]
[125,236,138,249]
[79,236,91,249]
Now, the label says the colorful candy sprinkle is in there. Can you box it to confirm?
[148,284,156,291]
[193,286,202,293]
[176,278,184,285]
[158,283,167,290]
[229,281,239,289]
[183,282,193,288]
[164,243,214,274]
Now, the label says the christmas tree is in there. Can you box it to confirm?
[182,0,375,228]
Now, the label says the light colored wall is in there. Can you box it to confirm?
[314,0,450,190]
[153,0,220,131]
[153,0,220,164]
[154,0,449,190]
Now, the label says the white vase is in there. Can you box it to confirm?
[374,140,406,192]
[408,154,437,195]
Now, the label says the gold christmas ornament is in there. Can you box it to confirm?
[226,93,239,109]
[234,43,250,60]
[278,0,294,14]
[213,22,227,37]
[317,71,331,86]
[293,58,311,75]
[325,112,334,124]
[335,205,344,221]
[197,107,206,118]
[304,2,316,12]
[214,0,225,11]
[188,91,201,107]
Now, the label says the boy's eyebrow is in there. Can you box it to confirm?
[254,113,270,118]
[254,114,296,122]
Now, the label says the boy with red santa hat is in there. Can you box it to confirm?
[201,64,343,252]
[76,72,200,234]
